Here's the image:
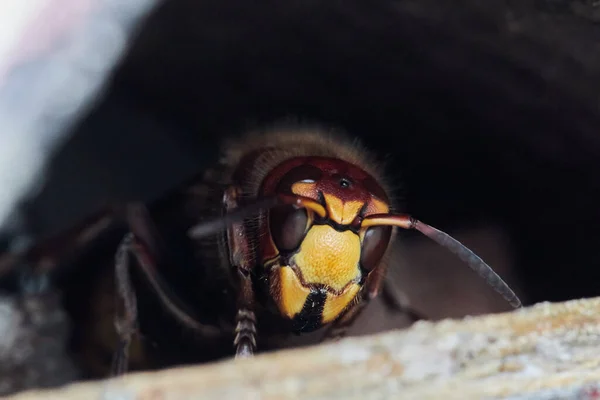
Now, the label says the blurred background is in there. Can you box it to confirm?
[2,0,600,391]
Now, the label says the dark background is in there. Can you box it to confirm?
[7,0,600,328]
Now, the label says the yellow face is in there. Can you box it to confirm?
[277,225,362,324]
[265,165,392,332]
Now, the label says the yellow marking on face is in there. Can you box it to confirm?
[322,283,361,323]
[291,182,317,198]
[369,197,390,214]
[323,194,364,225]
[293,225,361,291]
[277,266,311,319]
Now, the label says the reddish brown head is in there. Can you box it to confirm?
[187,129,521,335]
[259,157,393,331]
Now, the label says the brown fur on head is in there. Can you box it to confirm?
[218,123,393,203]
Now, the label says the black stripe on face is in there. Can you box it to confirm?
[292,289,326,333]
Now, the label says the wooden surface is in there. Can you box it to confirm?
[5,297,600,400]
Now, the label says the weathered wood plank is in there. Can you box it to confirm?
[6,297,600,400]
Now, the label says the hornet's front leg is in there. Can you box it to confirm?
[111,204,220,376]
[223,186,257,358]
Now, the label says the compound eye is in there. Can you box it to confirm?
[269,206,308,252]
[360,226,392,271]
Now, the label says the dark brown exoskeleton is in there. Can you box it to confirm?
[0,126,521,377]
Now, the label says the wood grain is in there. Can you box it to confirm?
[6,297,600,400]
